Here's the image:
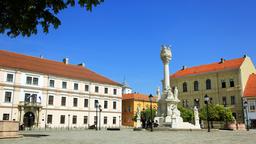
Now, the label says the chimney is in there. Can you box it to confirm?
[220,58,225,63]
[182,65,187,70]
[40,55,43,59]
[63,58,69,64]
[78,62,85,67]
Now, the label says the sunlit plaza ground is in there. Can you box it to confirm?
[1,128,256,144]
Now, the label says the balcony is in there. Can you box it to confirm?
[18,101,42,108]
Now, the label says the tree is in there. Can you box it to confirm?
[0,0,104,37]
[199,104,234,122]
[133,108,157,128]
[178,106,194,122]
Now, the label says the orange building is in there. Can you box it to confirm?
[122,93,158,127]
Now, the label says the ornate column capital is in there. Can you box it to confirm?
[160,45,172,64]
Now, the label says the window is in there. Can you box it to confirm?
[72,115,77,124]
[85,85,89,91]
[113,101,117,109]
[47,115,53,124]
[182,100,189,108]
[60,115,65,124]
[94,100,99,108]
[249,101,256,112]
[25,93,31,102]
[61,97,66,106]
[113,89,117,95]
[113,117,116,124]
[104,101,108,109]
[26,76,38,85]
[49,80,55,87]
[74,83,78,90]
[31,94,37,103]
[128,106,131,112]
[183,82,188,92]
[221,80,226,88]
[4,91,12,103]
[84,116,88,124]
[84,99,88,108]
[232,113,237,119]
[95,86,99,93]
[94,116,97,123]
[231,96,236,105]
[3,114,9,120]
[26,76,32,85]
[230,79,235,87]
[33,77,38,85]
[48,95,54,105]
[194,81,199,91]
[104,88,108,94]
[6,73,14,82]
[104,116,107,124]
[206,79,211,90]
[73,98,78,107]
[222,96,227,106]
[62,82,67,89]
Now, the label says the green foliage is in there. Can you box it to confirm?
[199,104,234,122]
[0,0,104,37]
[178,106,194,122]
[133,108,157,122]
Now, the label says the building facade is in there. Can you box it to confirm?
[122,93,157,127]
[243,73,256,128]
[170,56,256,122]
[0,50,122,129]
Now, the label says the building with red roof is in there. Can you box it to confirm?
[0,50,122,129]
[243,73,256,128]
[122,93,157,127]
[170,55,256,123]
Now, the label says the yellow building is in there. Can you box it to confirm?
[122,93,157,127]
[170,56,256,122]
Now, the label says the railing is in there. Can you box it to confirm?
[19,101,42,107]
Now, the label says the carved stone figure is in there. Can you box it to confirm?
[174,87,179,100]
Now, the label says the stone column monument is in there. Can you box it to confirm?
[155,45,200,129]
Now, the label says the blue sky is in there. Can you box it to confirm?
[0,0,256,95]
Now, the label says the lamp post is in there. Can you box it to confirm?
[68,114,70,130]
[224,101,227,128]
[243,100,249,131]
[148,94,153,132]
[99,105,102,130]
[204,94,210,132]
[95,101,99,131]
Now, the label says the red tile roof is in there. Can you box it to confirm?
[0,50,121,86]
[122,93,157,102]
[244,73,256,97]
[171,58,245,78]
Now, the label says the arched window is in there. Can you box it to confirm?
[194,81,199,91]
[183,82,188,92]
[206,79,211,90]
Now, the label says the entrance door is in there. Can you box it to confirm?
[23,112,35,127]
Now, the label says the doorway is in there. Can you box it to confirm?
[23,112,35,127]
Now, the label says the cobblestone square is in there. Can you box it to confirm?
[1,129,256,144]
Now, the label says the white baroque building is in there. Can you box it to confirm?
[0,50,122,129]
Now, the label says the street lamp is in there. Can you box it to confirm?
[204,94,210,132]
[243,100,249,131]
[223,101,227,128]
[99,105,102,130]
[148,94,153,132]
[95,101,99,131]
[68,114,70,130]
